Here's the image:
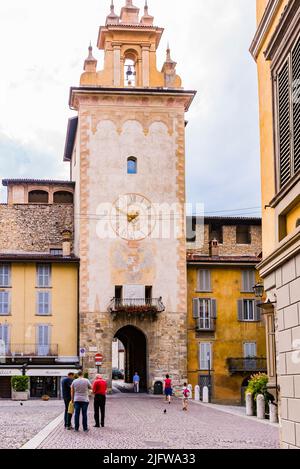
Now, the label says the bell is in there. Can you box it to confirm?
[127,66,133,77]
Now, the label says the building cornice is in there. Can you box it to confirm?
[249,0,282,60]
[257,228,300,277]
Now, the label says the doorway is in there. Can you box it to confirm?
[0,377,12,398]
[113,326,148,392]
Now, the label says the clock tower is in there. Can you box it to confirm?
[66,0,196,391]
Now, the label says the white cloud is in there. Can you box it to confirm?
[0,0,261,215]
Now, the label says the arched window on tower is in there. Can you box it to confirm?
[124,58,136,87]
[127,157,137,175]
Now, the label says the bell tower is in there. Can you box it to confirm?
[67,1,196,391]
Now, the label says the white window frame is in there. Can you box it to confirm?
[0,291,10,316]
[244,342,257,358]
[37,325,51,357]
[241,270,256,293]
[36,264,51,288]
[199,299,212,330]
[0,324,10,354]
[243,299,255,321]
[36,291,51,316]
[199,342,213,371]
[0,264,11,288]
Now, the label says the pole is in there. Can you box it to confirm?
[207,353,211,403]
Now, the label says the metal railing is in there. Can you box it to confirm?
[109,297,165,314]
[227,358,267,374]
[196,318,216,332]
[0,344,59,358]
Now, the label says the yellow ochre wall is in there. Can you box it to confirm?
[255,0,290,258]
[7,263,78,358]
[187,266,266,405]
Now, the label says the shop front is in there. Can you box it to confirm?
[0,369,22,399]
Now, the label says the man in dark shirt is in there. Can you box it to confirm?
[92,375,107,428]
[61,372,75,429]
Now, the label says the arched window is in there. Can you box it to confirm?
[124,58,136,87]
[53,191,74,204]
[28,190,49,204]
[127,157,137,175]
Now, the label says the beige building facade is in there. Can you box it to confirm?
[64,1,196,391]
[250,0,300,449]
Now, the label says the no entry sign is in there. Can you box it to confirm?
[95,353,103,366]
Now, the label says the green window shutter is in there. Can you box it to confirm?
[237,299,244,321]
[193,299,200,319]
[278,60,292,188]
[292,35,300,176]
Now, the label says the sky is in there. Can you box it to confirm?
[0,0,261,216]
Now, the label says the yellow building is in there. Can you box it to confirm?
[0,180,79,399]
[187,217,266,405]
[250,0,300,449]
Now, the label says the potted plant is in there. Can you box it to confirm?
[246,373,274,417]
[11,376,29,401]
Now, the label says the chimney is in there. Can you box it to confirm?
[210,239,219,257]
[62,230,72,257]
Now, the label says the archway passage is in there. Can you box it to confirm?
[114,326,147,393]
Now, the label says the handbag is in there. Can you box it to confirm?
[68,401,74,415]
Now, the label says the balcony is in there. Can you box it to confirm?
[227,358,267,375]
[109,297,165,318]
[0,344,59,358]
[196,318,216,332]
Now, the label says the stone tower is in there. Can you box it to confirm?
[67,0,196,391]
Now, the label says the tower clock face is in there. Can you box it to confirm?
[111,193,156,241]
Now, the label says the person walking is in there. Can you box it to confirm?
[71,371,92,432]
[182,383,190,411]
[93,375,107,428]
[164,374,172,404]
[61,372,75,429]
[133,372,140,393]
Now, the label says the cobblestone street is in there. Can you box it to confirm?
[36,395,279,450]
[0,400,63,449]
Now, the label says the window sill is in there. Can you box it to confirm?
[0,314,11,317]
[35,314,52,317]
[195,291,213,294]
[269,171,300,208]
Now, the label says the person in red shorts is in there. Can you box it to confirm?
[164,374,172,404]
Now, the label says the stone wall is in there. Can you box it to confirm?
[187,223,262,257]
[272,255,300,449]
[0,204,74,253]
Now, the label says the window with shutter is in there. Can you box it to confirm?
[278,60,292,188]
[292,35,300,176]
[199,343,212,370]
[198,270,211,292]
[37,292,51,316]
[238,299,258,322]
[242,270,256,293]
[37,265,51,288]
[244,342,257,358]
[0,265,10,287]
[0,292,10,315]
[0,324,9,353]
[193,299,200,319]
[37,325,50,356]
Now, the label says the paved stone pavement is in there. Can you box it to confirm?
[39,395,280,449]
[0,400,63,449]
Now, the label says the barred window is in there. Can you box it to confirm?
[276,34,300,188]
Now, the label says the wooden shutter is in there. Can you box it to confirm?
[254,301,261,322]
[292,35,300,176]
[278,60,292,188]
[211,299,217,319]
[237,299,244,321]
[198,270,211,292]
[242,270,255,292]
[193,299,200,319]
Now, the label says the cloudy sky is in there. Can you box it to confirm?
[0,0,261,216]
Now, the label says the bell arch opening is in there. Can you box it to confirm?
[112,325,148,393]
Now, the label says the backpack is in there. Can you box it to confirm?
[183,388,190,398]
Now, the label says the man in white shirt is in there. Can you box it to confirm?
[71,371,92,432]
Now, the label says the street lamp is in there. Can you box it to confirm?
[207,351,211,403]
[253,283,265,299]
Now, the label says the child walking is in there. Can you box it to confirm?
[182,383,190,411]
